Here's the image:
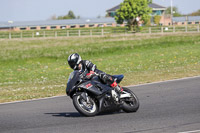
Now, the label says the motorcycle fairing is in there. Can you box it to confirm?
[78,80,111,96]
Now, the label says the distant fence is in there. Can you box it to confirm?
[141,25,200,34]
[0,25,199,39]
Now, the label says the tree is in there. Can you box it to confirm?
[154,15,161,25]
[67,10,76,19]
[57,10,76,20]
[57,16,64,20]
[189,9,200,16]
[115,0,152,32]
[165,6,182,17]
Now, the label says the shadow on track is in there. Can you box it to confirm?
[45,110,123,118]
[45,112,82,117]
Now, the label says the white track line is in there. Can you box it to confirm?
[0,95,66,105]
[178,130,200,133]
[1,75,200,105]
[126,75,200,88]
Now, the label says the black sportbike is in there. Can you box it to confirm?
[66,70,139,116]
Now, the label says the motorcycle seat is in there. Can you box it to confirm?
[112,75,124,83]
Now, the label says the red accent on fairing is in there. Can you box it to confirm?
[111,81,118,87]
[86,83,92,88]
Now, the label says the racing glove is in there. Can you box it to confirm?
[86,71,95,79]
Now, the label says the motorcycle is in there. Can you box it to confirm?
[66,70,139,116]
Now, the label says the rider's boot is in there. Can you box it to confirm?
[111,81,123,94]
[99,73,123,102]
[110,81,123,103]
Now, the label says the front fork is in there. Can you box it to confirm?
[80,92,90,103]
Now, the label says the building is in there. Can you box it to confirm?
[107,3,166,17]
[0,18,119,31]
[173,16,200,25]
[106,3,172,26]
[106,3,200,26]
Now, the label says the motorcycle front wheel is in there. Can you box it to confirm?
[121,87,139,113]
[73,92,98,117]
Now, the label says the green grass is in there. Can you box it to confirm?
[0,33,200,103]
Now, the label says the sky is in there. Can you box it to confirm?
[0,0,200,22]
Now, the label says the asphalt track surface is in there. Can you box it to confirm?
[0,76,200,133]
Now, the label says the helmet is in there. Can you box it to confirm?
[68,53,82,70]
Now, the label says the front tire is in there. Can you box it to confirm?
[73,93,98,117]
[121,87,139,113]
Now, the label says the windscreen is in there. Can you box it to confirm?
[67,71,75,83]
[66,71,80,95]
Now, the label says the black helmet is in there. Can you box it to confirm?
[68,53,82,70]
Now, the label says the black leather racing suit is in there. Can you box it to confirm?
[78,60,114,85]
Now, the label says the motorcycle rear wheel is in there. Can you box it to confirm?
[73,93,98,117]
[121,87,139,113]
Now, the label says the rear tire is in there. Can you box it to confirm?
[73,93,98,117]
[121,87,139,113]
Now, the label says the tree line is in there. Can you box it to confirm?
[50,10,80,20]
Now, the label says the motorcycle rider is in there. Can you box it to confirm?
[67,53,123,97]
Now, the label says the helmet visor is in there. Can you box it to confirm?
[68,60,78,70]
